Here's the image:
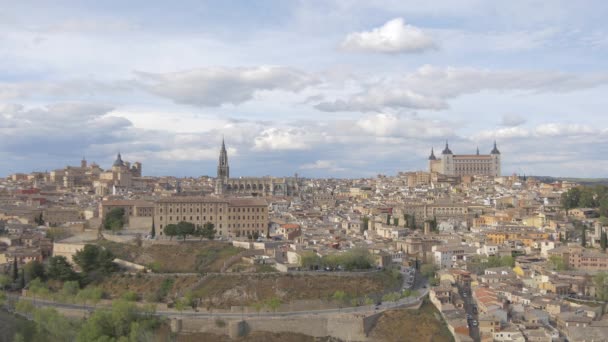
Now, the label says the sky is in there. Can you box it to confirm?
[1,0,608,178]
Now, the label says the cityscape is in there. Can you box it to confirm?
[2,2,608,342]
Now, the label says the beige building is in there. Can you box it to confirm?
[429,141,501,177]
[43,208,82,226]
[155,196,268,238]
[100,199,154,229]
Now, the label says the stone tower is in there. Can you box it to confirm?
[441,141,454,175]
[490,141,501,177]
[217,138,229,181]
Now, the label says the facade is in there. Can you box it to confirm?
[429,142,501,177]
[214,139,300,197]
[155,196,269,238]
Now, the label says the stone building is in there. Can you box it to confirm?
[155,196,268,238]
[429,141,501,177]
[214,139,300,197]
[95,153,142,195]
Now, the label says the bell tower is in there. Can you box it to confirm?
[217,137,229,181]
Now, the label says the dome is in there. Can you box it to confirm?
[113,153,124,167]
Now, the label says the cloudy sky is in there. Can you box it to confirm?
[1,1,608,178]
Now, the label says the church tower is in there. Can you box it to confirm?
[217,138,229,181]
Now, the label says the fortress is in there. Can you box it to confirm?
[428,141,501,177]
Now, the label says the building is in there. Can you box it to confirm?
[214,139,300,197]
[95,153,143,195]
[429,141,501,177]
[154,196,269,238]
[100,200,154,229]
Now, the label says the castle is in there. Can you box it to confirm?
[214,139,299,197]
[428,141,501,177]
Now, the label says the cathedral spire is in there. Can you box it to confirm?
[429,147,436,160]
[491,140,500,154]
[476,146,479,155]
[217,137,229,180]
[442,140,452,155]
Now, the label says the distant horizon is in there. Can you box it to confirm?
[2,1,608,177]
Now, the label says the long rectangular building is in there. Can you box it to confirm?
[154,196,268,238]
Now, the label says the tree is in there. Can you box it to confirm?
[300,251,321,270]
[201,222,216,240]
[164,224,178,240]
[19,270,25,289]
[594,272,608,301]
[24,260,45,282]
[332,290,348,308]
[601,231,607,252]
[548,256,569,271]
[46,256,78,282]
[265,297,282,312]
[76,287,103,307]
[581,224,587,248]
[12,257,18,282]
[0,274,10,289]
[386,214,391,225]
[104,207,125,232]
[393,218,399,226]
[421,264,438,278]
[73,244,117,283]
[176,221,195,240]
[34,213,45,226]
[362,217,369,232]
[61,281,80,297]
[411,215,416,229]
[150,219,156,239]
[561,187,581,213]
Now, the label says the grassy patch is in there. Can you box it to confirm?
[99,240,244,273]
[369,300,454,342]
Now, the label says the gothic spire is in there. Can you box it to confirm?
[429,148,437,160]
[491,140,500,154]
[442,140,453,155]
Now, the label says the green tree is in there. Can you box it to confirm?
[76,286,103,307]
[386,214,391,225]
[164,224,178,240]
[12,257,18,281]
[300,251,322,270]
[19,269,25,289]
[61,281,80,297]
[601,231,607,252]
[24,260,45,282]
[594,272,608,301]
[581,224,587,248]
[46,256,78,282]
[73,244,117,283]
[77,299,160,342]
[0,274,10,289]
[200,222,216,241]
[104,207,125,232]
[393,218,399,226]
[362,216,369,232]
[420,264,438,278]
[561,187,581,213]
[150,219,156,239]
[176,221,195,240]
[332,290,348,307]
[579,188,598,208]
[548,256,569,271]
[265,297,282,312]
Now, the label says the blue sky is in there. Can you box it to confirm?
[1,1,608,178]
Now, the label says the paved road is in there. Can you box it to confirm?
[5,287,429,319]
[457,283,480,342]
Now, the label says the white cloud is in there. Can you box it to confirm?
[253,128,311,151]
[315,65,608,112]
[501,114,526,127]
[300,160,345,172]
[535,123,596,136]
[341,18,436,53]
[134,66,319,107]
